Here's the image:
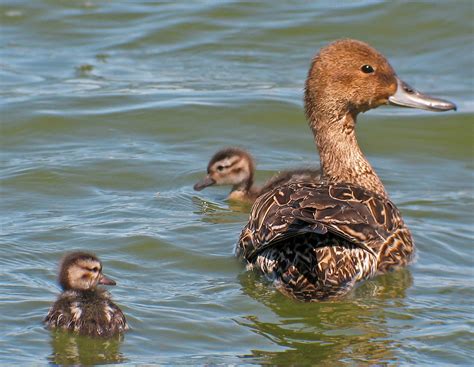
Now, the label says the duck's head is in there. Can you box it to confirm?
[193,148,255,192]
[58,252,116,291]
[305,39,456,121]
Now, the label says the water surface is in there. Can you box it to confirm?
[1,1,473,365]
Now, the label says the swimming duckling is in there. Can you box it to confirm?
[44,252,129,337]
[193,147,321,202]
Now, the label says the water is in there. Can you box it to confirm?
[1,0,473,365]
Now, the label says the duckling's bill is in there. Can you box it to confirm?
[194,176,216,191]
[388,77,456,111]
[99,273,116,286]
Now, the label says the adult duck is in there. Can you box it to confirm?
[194,147,320,202]
[236,39,456,301]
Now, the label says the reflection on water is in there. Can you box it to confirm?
[192,196,251,222]
[48,330,126,365]
[237,269,413,365]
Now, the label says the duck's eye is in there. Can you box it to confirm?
[361,65,374,73]
[91,267,99,273]
[217,165,224,172]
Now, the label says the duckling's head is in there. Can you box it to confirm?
[305,39,456,122]
[194,148,255,192]
[58,252,116,291]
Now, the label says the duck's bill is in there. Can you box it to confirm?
[99,274,116,286]
[388,77,456,112]
[193,176,216,191]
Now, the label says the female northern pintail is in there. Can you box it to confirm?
[236,39,456,301]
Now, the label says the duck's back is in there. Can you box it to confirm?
[236,181,415,300]
[45,289,128,337]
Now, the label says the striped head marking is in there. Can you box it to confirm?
[194,148,255,191]
[58,252,116,291]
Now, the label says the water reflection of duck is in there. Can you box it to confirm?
[236,39,456,301]
[44,252,129,337]
[48,330,127,365]
[194,147,320,203]
[237,268,413,365]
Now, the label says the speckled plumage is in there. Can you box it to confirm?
[45,288,128,337]
[237,182,414,300]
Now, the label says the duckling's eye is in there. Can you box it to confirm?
[217,165,224,172]
[361,65,374,74]
[91,267,99,273]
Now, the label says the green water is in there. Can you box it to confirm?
[1,1,473,365]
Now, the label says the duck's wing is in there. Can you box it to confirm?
[105,301,129,335]
[95,290,129,336]
[44,292,76,330]
[237,181,409,262]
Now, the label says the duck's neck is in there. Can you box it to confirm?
[308,109,388,198]
[229,179,259,201]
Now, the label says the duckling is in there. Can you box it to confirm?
[44,252,129,337]
[193,147,321,202]
[236,39,456,301]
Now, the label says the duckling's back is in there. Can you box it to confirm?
[45,289,128,337]
[260,168,321,194]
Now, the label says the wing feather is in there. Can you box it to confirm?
[237,181,408,262]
